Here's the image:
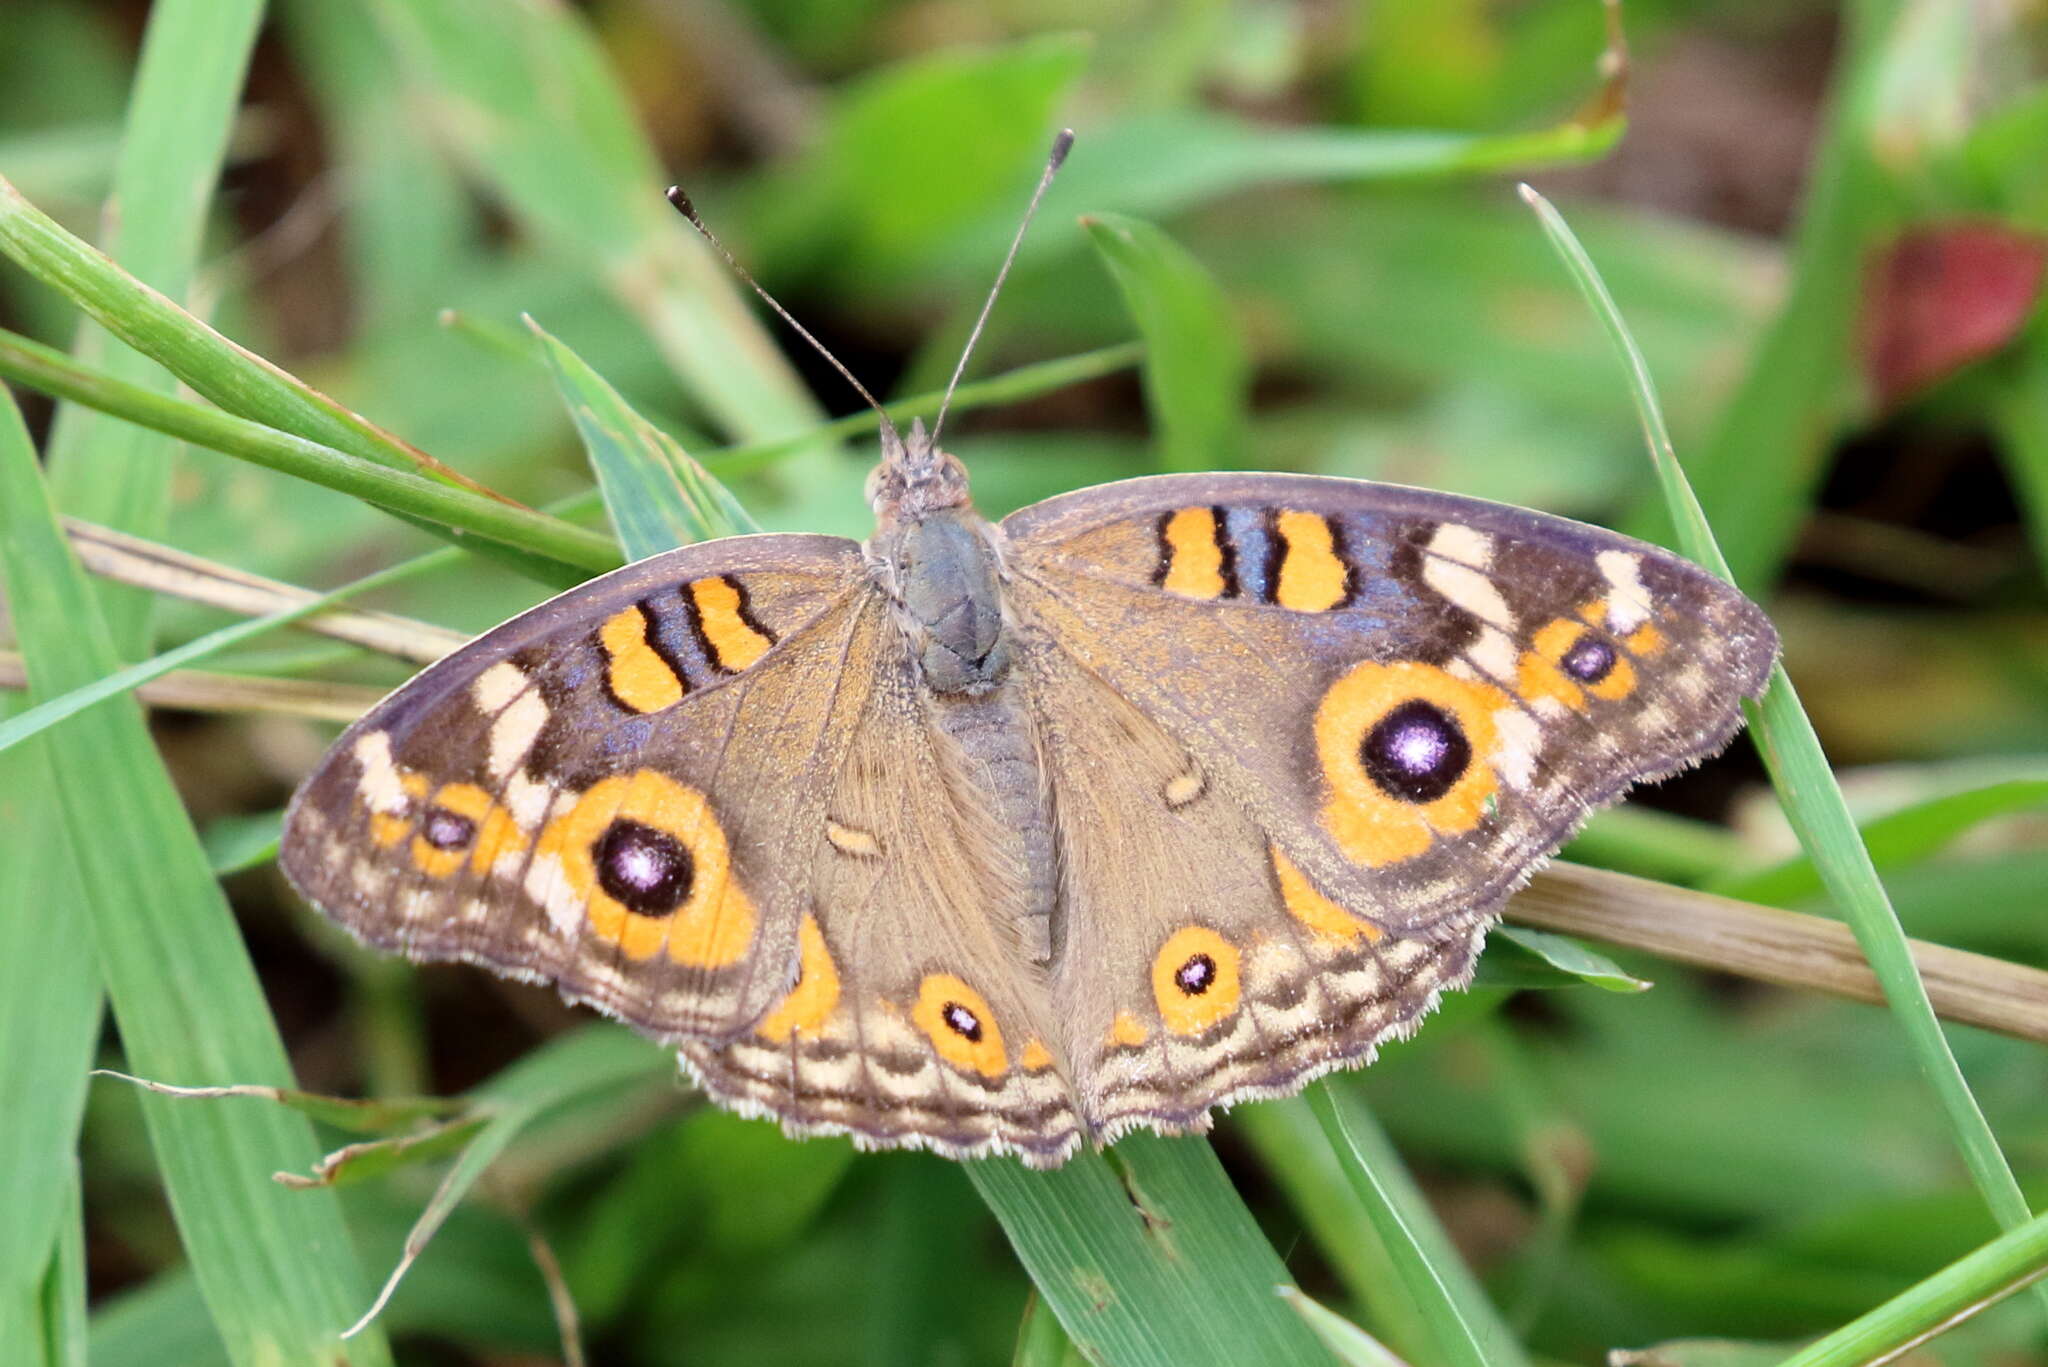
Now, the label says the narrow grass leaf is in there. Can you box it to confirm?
[1521,183,2041,1307]
[1279,1288,1412,1367]
[340,1028,669,1339]
[530,318,758,559]
[1485,926,1652,993]
[1708,777,2048,907]
[0,323,618,583]
[39,0,262,653]
[366,0,827,449]
[1677,0,1953,588]
[0,737,95,1366]
[1233,1097,1437,1361]
[1082,214,1248,472]
[1306,1085,1529,1367]
[0,547,455,756]
[0,389,389,1364]
[93,1072,469,1137]
[275,1119,492,1192]
[952,5,1627,275]
[969,1136,1333,1367]
[202,810,284,877]
[1778,1205,2048,1367]
[0,175,499,502]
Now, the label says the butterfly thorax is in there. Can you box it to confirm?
[865,419,1011,696]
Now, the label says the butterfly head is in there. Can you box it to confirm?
[868,416,972,530]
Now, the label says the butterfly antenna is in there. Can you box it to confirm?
[665,185,900,443]
[929,128,1074,447]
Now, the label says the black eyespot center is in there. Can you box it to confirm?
[1561,634,1617,684]
[941,1001,983,1042]
[1175,953,1217,996]
[593,817,694,916]
[421,807,476,850]
[1359,698,1471,804]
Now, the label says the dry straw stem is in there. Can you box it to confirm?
[0,653,384,722]
[63,519,467,664]
[1511,864,2048,1045]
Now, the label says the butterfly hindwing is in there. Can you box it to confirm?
[1015,626,1484,1140]
[280,533,874,1041]
[1003,472,1777,943]
[679,629,1083,1164]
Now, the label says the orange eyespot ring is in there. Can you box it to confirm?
[1315,660,1508,867]
[401,782,529,879]
[1520,616,1636,705]
[534,769,755,965]
[913,973,1008,1076]
[754,915,840,1043]
[1150,926,1243,1035]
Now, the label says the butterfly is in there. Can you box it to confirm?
[280,134,1778,1168]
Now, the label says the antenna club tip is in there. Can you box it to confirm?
[664,185,693,214]
[1050,128,1075,167]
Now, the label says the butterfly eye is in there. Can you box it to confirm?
[533,769,755,966]
[913,973,1009,1076]
[1315,660,1510,866]
[1150,926,1242,1035]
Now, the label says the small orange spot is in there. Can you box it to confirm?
[689,577,772,671]
[1150,926,1242,1035]
[410,781,493,878]
[1109,1011,1151,1049]
[1020,1038,1055,1072]
[599,606,685,713]
[1271,847,1382,943]
[754,915,840,1043]
[1626,623,1664,656]
[913,973,1008,1077]
[1273,510,1349,612]
[1160,507,1227,599]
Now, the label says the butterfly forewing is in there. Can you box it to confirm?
[281,534,872,1041]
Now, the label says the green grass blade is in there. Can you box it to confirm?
[0,550,449,756]
[1486,926,1651,993]
[1306,1085,1529,1367]
[1082,214,1248,473]
[1707,777,2048,907]
[341,1028,668,1338]
[1280,1288,1411,1367]
[1233,1097,1437,1360]
[39,0,262,655]
[0,740,95,1367]
[1676,0,1965,589]
[366,0,826,448]
[0,324,618,582]
[0,391,391,1364]
[1521,183,2041,1302]
[1778,1205,2048,1367]
[706,342,1145,478]
[530,318,758,559]
[0,176,488,494]
[969,1137,1333,1367]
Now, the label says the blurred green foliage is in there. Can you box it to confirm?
[3,0,2048,1364]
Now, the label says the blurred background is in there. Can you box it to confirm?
[3,0,2047,1363]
